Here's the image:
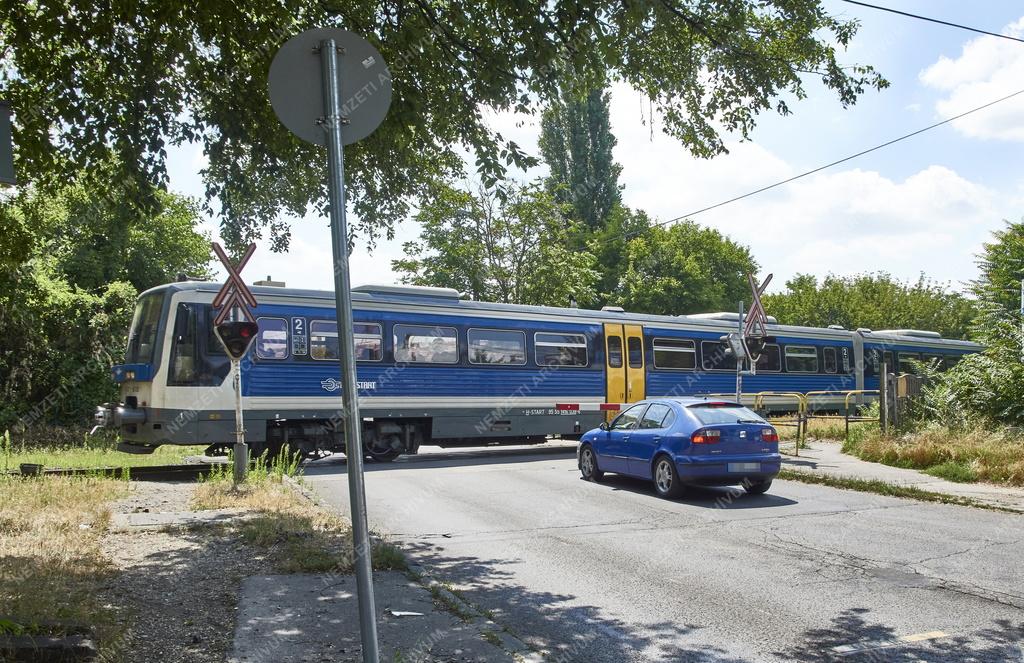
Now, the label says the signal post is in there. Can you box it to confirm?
[211,242,260,485]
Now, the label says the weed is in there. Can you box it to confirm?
[0,474,127,654]
[843,423,1024,486]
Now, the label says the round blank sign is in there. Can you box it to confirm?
[268,27,392,146]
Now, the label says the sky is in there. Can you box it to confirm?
[166,0,1024,296]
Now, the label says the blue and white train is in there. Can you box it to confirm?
[93,281,980,460]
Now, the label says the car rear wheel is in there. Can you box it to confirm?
[745,479,772,495]
[653,455,684,498]
[579,445,603,481]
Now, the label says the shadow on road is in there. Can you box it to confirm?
[594,474,799,509]
[402,539,750,663]
[777,607,1024,662]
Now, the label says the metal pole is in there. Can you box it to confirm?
[232,358,247,485]
[320,37,380,662]
[1019,278,1023,362]
[879,361,889,435]
[736,301,744,402]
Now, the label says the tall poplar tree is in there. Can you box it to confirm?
[539,88,623,232]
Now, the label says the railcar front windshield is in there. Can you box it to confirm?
[124,292,165,364]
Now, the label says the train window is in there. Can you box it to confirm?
[922,354,943,370]
[866,349,880,375]
[256,318,289,359]
[606,335,623,368]
[898,352,920,374]
[755,344,781,372]
[310,321,382,361]
[841,347,852,373]
[168,304,231,386]
[628,337,643,368]
[653,338,696,370]
[823,347,837,374]
[784,346,818,373]
[700,341,736,372]
[883,351,895,372]
[125,292,164,364]
[535,332,588,367]
[169,303,198,384]
[468,329,527,365]
[394,324,458,364]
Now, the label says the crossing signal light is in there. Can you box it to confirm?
[745,335,775,361]
[216,321,259,359]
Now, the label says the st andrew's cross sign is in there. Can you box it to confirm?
[212,242,258,325]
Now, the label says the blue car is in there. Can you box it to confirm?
[577,398,781,498]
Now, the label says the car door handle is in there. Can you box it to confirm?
[653,436,661,443]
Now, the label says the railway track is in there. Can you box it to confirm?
[5,462,224,481]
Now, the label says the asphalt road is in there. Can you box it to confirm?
[304,445,1024,662]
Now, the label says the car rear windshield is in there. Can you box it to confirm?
[688,404,766,425]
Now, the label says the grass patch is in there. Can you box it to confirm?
[777,469,1017,512]
[923,460,979,483]
[0,474,127,654]
[843,424,1024,487]
[193,454,406,574]
[2,429,205,471]
[771,416,878,444]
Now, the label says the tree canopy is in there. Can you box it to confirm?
[762,273,977,339]
[392,182,599,307]
[2,1,885,250]
[613,220,759,315]
[0,182,210,429]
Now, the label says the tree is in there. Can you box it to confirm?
[0,181,211,430]
[1,1,886,250]
[762,273,977,339]
[613,221,758,315]
[920,220,1024,426]
[392,182,600,307]
[540,87,622,232]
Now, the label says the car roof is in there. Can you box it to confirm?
[648,397,746,408]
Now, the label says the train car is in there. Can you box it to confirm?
[92,281,981,460]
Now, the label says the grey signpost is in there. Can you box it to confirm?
[269,27,392,662]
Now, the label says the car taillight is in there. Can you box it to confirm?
[691,429,721,444]
[761,428,779,443]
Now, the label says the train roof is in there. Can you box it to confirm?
[147,281,982,350]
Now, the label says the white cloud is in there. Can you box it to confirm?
[919,16,1024,141]
[607,84,1010,291]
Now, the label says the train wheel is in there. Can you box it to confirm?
[365,433,403,462]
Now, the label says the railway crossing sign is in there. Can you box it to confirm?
[744,273,773,338]
[268,27,392,662]
[212,242,258,325]
[211,241,259,488]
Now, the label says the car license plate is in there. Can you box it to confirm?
[728,462,760,472]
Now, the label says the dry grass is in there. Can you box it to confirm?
[193,470,406,574]
[844,424,1024,487]
[771,416,878,444]
[0,475,126,646]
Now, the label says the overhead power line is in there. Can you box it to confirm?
[629,87,1024,238]
[841,0,1024,45]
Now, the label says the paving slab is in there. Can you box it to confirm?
[783,441,1024,512]
[230,571,516,663]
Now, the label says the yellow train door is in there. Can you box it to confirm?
[604,323,646,411]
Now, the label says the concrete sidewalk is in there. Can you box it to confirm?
[782,441,1024,513]
[230,571,524,663]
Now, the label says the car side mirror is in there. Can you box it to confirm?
[599,421,608,431]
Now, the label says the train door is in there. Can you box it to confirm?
[603,324,646,411]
